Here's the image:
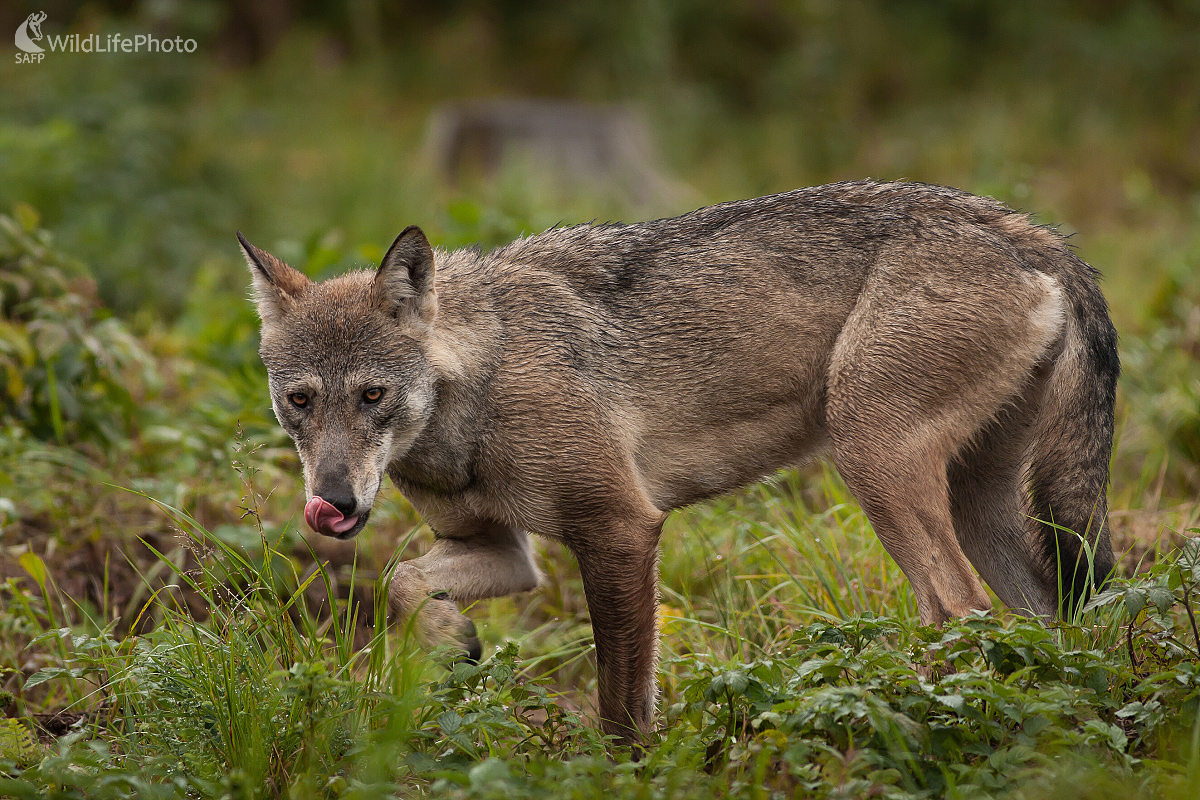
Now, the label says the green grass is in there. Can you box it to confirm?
[3,444,1200,799]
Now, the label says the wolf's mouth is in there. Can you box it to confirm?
[304,496,371,539]
[332,510,369,539]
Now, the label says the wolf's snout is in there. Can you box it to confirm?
[304,496,360,536]
[325,493,358,517]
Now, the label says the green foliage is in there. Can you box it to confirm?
[0,207,158,448]
[0,4,234,316]
[0,718,40,769]
[4,461,1200,799]
[661,615,1132,798]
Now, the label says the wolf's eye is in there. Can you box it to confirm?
[363,387,384,404]
[289,393,308,408]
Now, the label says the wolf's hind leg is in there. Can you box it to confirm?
[827,260,1065,625]
[830,438,991,626]
[388,523,542,660]
[949,385,1059,618]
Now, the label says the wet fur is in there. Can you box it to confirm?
[243,181,1119,746]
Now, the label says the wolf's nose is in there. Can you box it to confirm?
[325,495,357,517]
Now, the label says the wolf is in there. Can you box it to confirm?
[240,180,1118,746]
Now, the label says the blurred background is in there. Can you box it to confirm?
[2,0,1200,677]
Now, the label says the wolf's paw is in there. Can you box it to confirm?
[388,563,481,662]
[425,590,482,663]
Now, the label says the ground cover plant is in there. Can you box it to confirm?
[4,1,1200,797]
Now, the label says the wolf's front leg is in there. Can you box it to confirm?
[388,523,542,660]
[567,511,665,747]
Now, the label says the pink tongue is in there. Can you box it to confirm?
[304,496,359,535]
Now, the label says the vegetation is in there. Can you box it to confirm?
[3,1,1200,797]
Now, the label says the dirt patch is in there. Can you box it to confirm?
[1108,503,1199,575]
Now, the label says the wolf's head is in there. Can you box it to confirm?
[240,228,439,538]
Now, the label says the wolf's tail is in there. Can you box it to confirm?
[1024,243,1120,617]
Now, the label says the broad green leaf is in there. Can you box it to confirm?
[23,667,69,689]
[938,694,966,712]
[1023,715,1051,736]
[724,670,749,695]
[1124,588,1146,618]
[437,710,463,734]
[1148,587,1175,615]
[18,551,46,593]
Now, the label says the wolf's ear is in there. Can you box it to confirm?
[238,232,311,323]
[374,226,436,321]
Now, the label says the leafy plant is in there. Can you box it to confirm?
[0,206,158,450]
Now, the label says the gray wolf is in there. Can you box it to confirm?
[240,180,1118,746]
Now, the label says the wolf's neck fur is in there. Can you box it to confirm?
[389,254,501,499]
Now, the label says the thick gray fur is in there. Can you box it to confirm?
[243,180,1119,746]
